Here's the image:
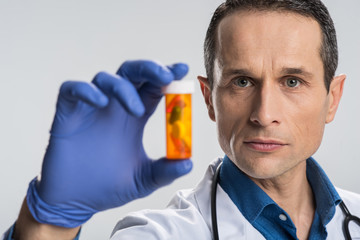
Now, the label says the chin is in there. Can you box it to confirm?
[232,154,297,180]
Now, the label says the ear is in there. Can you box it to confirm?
[197,76,216,122]
[325,74,346,123]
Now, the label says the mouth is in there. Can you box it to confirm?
[243,139,287,152]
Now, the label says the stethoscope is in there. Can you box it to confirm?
[211,162,360,240]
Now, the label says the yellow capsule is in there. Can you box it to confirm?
[171,120,185,139]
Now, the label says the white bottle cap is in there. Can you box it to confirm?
[162,80,195,94]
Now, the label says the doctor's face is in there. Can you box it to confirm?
[200,11,344,180]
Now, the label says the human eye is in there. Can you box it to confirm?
[284,77,302,88]
[233,77,253,88]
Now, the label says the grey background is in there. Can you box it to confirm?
[0,0,359,239]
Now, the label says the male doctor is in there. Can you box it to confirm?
[3,0,360,239]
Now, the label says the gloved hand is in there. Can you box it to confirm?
[26,60,193,228]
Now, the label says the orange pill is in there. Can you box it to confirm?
[162,81,194,160]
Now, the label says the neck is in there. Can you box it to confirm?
[250,161,315,240]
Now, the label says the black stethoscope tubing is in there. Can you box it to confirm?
[211,162,360,240]
[211,162,222,240]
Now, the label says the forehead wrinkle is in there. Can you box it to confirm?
[217,10,322,51]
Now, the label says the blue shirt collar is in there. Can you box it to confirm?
[306,157,342,225]
[219,155,341,226]
[219,155,275,223]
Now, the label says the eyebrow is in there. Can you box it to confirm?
[222,69,253,78]
[280,67,314,78]
[223,67,314,78]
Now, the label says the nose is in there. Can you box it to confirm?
[250,82,281,127]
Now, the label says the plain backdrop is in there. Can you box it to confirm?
[0,0,359,239]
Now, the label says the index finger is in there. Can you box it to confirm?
[117,60,189,89]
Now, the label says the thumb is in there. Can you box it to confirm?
[150,158,193,188]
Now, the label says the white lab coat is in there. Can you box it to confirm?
[111,158,360,239]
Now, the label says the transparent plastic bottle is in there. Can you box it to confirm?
[162,80,194,159]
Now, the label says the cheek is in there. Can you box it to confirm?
[214,93,233,153]
[213,90,250,154]
[290,96,328,154]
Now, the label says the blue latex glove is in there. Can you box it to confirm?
[26,60,193,228]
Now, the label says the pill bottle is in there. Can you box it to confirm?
[162,80,194,160]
